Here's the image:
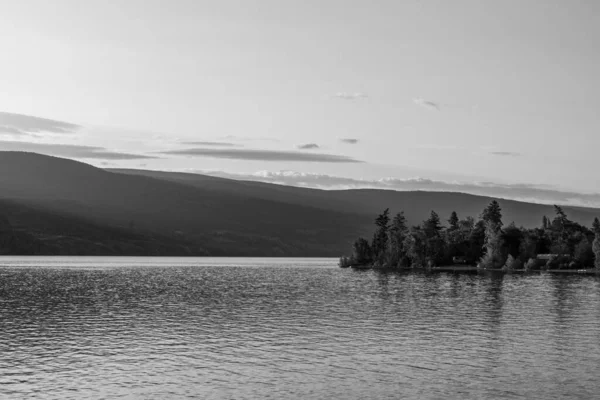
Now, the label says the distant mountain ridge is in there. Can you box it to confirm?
[0,151,598,256]
[111,168,600,228]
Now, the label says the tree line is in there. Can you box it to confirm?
[340,200,600,271]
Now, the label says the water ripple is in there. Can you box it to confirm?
[1,257,600,399]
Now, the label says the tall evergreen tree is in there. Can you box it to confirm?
[352,237,372,265]
[593,217,600,235]
[423,210,443,237]
[552,205,569,230]
[372,208,391,259]
[388,212,408,267]
[593,218,600,269]
[481,200,503,228]
[593,234,600,269]
[448,211,459,231]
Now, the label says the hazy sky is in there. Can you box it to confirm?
[1,0,599,203]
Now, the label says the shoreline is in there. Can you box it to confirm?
[345,264,600,275]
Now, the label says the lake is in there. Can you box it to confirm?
[1,257,599,399]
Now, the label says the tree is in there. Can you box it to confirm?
[478,221,506,269]
[574,237,594,267]
[593,217,600,235]
[594,232,600,269]
[502,254,521,272]
[389,212,408,237]
[352,237,372,265]
[388,212,408,267]
[481,200,503,228]
[466,220,486,263]
[448,211,459,231]
[459,216,475,231]
[371,208,391,260]
[423,210,443,237]
[519,230,538,262]
[542,216,550,230]
[421,211,445,265]
[553,205,568,228]
[502,222,523,258]
[404,227,427,268]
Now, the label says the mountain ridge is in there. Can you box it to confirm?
[0,151,598,256]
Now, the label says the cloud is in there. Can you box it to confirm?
[160,148,363,163]
[413,98,440,111]
[297,143,320,150]
[186,169,600,208]
[180,141,241,147]
[0,112,80,136]
[219,135,280,143]
[333,92,368,100]
[490,151,521,157]
[339,138,359,144]
[0,140,156,160]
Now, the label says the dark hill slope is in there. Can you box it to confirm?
[1,152,598,256]
[112,169,600,228]
[0,152,371,256]
[0,199,207,255]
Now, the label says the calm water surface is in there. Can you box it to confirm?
[1,257,600,399]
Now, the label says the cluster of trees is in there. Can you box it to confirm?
[340,201,600,271]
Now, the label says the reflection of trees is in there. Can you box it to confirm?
[549,275,580,343]
[483,272,505,329]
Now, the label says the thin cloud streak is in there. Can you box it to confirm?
[189,169,600,208]
[219,135,280,143]
[333,92,368,100]
[339,138,359,144]
[413,98,440,111]
[0,140,156,160]
[161,148,363,163]
[0,112,80,136]
[180,141,241,147]
[490,151,522,157]
[297,143,320,150]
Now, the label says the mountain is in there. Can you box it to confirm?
[111,168,600,228]
[0,198,208,256]
[0,152,371,256]
[0,151,598,256]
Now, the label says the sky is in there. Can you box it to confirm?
[1,0,599,206]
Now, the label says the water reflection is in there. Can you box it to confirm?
[1,259,599,399]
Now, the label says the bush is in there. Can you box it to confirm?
[339,256,354,268]
[502,255,521,272]
[546,255,572,270]
[524,258,537,272]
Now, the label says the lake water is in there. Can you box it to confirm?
[1,257,600,399]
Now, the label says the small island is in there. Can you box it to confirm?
[340,200,600,273]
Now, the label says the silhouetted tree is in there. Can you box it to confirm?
[502,254,521,272]
[404,227,427,268]
[542,215,550,230]
[371,208,390,260]
[502,222,523,258]
[479,221,506,269]
[519,229,539,262]
[388,212,408,267]
[481,200,503,228]
[423,211,443,237]
[448,211,459,231]
[341,205,600,271]
[574,237,594,267]
[553,205,568,229]
[593,217,600,235]
[593,228,600,269]
[352,237,372,265]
